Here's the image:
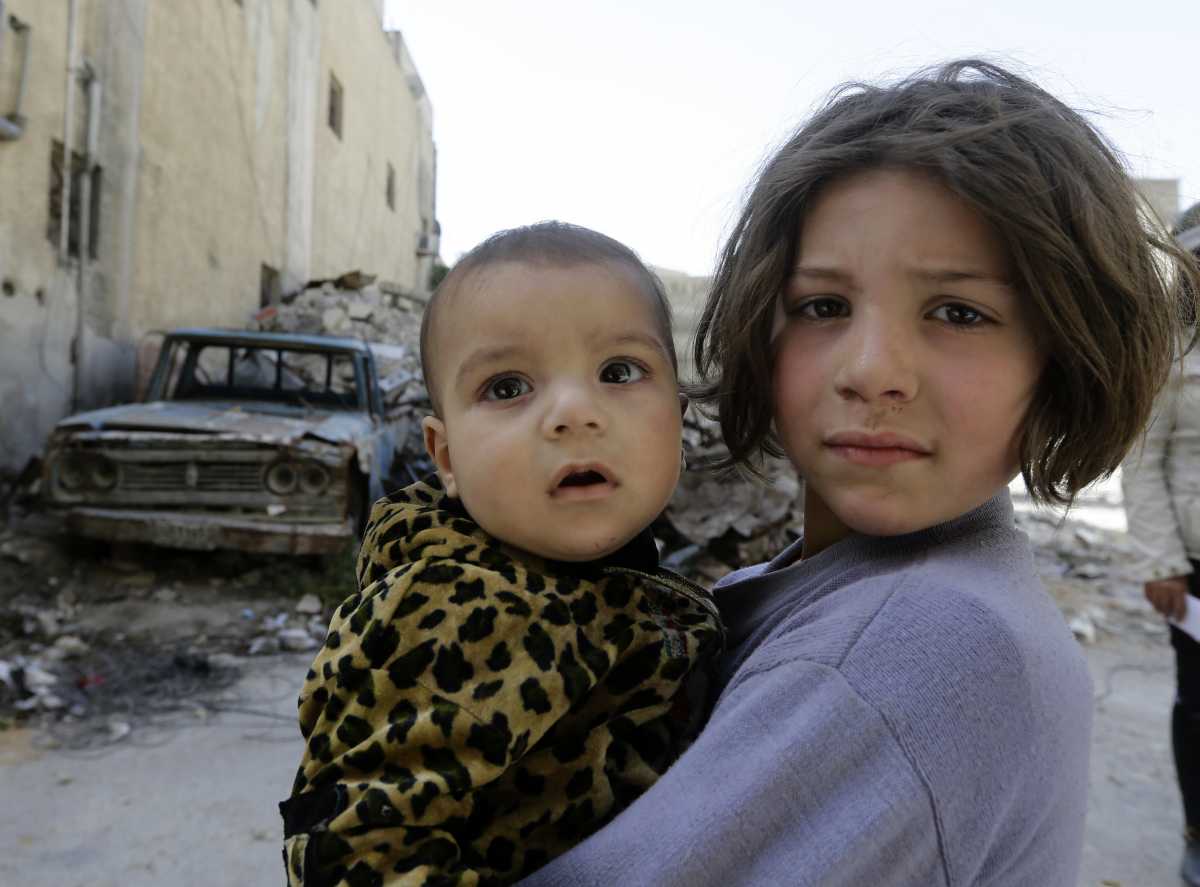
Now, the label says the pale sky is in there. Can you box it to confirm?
[385,1,1200,276]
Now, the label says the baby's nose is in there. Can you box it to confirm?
[542,385,606,436]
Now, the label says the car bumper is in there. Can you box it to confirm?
[62,507,355,555]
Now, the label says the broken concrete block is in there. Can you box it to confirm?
[295,593,322,615]
[248,635,281,656]
[278,628,319,652]
[1069,614,1097,644]
[49,636,89,659]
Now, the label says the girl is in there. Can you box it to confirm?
[519,60,1199,886]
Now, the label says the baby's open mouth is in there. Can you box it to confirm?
[558,470,608,488]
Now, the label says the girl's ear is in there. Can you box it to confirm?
[421,415,458,498]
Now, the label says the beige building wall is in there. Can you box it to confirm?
[0,0,80,469]
[129,0,291,333]
[0,0,437,472]
[312,4,434,290]
[653,266,711,382]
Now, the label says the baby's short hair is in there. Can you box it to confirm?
[420,221,676,415]
[693,58,1199,504]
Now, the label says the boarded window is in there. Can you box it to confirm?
[328,73,343,138]
[47,140,101,260]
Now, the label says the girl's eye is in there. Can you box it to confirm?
[791,297,848,320]
[600,360,646,384]
[929,303,988,326]
[484,376,531,401]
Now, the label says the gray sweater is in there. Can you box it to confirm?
[519,492,1091,886]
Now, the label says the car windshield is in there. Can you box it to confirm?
[156,340,362,410]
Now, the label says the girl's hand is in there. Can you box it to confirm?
[1145,577,1190,622]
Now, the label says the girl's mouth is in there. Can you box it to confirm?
[828,444,928,467]
[823,430,932,468]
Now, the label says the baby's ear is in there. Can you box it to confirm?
[421,415,458,498]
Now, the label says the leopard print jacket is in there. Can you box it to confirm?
[281,481,724,886]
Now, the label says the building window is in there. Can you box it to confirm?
[47,140,101,260]
[328,74,343,139]
[260,264,281,308]
[386,163,395,211]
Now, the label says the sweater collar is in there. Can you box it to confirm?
[714,489,1017,650]
[766,488,1015,573]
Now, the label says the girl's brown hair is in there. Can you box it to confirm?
[693,59,1199,504]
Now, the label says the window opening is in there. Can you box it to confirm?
[328,73,343,138]
[260,264,281,308]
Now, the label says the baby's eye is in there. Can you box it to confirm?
[790,297,848,320]
[600,360,646,384]
[484,376,531,401]
[929,303,988,326]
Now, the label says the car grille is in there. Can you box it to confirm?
[121,462,264,492]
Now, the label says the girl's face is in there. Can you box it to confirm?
[772,167,1044,555]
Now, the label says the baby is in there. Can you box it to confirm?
[281,222,724,886]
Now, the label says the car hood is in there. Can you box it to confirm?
[54,401,373,447]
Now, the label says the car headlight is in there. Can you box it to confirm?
[265,461,299,495]
[58,455,86,491]
[299,462,330,495]
[90,457,118,490]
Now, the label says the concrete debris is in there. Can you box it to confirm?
[208,653,244,670]
[277,628,319,652]
[295,593,323,615]
[258,277,424,367]
[48,635,90,660]
[119,571,157,590]
[255,273,431,462]
[107,719,131,742]
[667,411,804,550]
[0,534,55,565]
[0,656,62,712]
[0,538,32,564]
[34,610,61,638]
[262,612,289,631]
[1069,614,1098,645]
[247,635,281,656]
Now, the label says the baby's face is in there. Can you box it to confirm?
[422,261,683,561]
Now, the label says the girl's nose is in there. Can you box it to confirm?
[833,316,920,404]
[541,384,607,438]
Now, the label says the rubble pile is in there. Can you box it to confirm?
[257,272,426,358]
[1015,508,1162,645]
[0,532,348,737]
[255,273,432,464]
[665,410,804,580]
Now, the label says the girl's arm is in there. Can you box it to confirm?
[518,657,948,887]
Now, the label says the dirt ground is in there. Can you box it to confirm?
[0,512,1191,886]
